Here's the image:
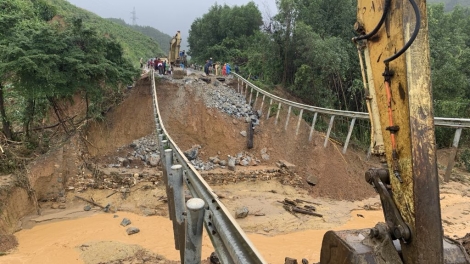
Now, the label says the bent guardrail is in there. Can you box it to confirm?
[149,70,267,264]
[232,72,470,182]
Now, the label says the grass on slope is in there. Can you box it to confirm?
[47,0,165,66]
[107,18,171,54]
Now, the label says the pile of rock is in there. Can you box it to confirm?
[202,81,260,122]
[72,134,163,192]
[124,135,161,168]
[172,76,262,131]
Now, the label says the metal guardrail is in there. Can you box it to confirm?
[233,73,470,151]
[233,72,470,181]
[149,70,267,264]
[233,73,470,128]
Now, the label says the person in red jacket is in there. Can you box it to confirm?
[222,63,227,76]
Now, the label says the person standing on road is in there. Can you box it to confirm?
[213,62,218,76]
[226,63,231,75]
[208,58,213,74]
[157,58,164,74]
[166,62,170,75]
[222,63,227,76]
[204,60,210,75]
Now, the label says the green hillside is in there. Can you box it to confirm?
[47,0,165,65]
[428,0,470,11]
[107,18,171,54]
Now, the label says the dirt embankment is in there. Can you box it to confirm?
[0,77,156,245]
[157,77,377,201]
[85,77,156,157]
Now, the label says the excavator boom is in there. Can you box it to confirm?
[358,0,442,261]
[169,31,182,66]
[320,1,469,263]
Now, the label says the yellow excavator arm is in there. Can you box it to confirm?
[169,31,182,66]
[320,1,469,263]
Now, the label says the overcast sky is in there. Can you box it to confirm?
[66,0,278,50]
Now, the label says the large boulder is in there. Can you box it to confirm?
[184,145,201,161]
[235,206,249,219]
[120,218,131,227]
[126,227,140,235]
[149,154,160,167]
[228,156,236,171]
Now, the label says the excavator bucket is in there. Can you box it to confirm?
[320,227,469,264]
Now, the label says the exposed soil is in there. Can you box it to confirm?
[1,71,469,263]
[157,77,377,201]
[85,77,155,157]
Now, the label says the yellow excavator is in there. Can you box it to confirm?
[168,31,187,67]
[319,0,470,263]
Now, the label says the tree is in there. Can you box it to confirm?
[188,2,263,64]
[0,0,138,141]
[0,0,36,139]
[274,0,297,85]
[428,4,470,118]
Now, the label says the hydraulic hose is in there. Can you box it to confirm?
[384,0,421,63]
[353,0,391,41]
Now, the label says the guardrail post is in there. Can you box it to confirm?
[295,109,304,136]
[260,95,266,113]
[444,128,463,182]
[324,115,335,147]
[237,77,240,93]
[161,139,168,158]
[164,143,181,253]
[164,149,175,221]
[249,87,253,104]
[157,132,163,158]
[171,164,186,262]
[170,164,185,223]
[275,102,282,126]
[266,99,273,120]
[342,118,356,154]
[309,112,318,141]
[285,106,292,131]
[184,198,205,264]
[244,82,247,98]
[254,91,259,108]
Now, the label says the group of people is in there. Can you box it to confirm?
[144,57,172,75]
[204,58,235,76]
[140,56,239,77]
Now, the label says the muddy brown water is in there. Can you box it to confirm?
[1,210,383,264]
[3,182,470,263]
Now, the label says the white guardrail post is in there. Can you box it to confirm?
[170,164,186,260]
[185,198,205,264]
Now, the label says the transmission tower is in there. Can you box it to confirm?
[130,7,138,25]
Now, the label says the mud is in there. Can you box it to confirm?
[1,181,384,264]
